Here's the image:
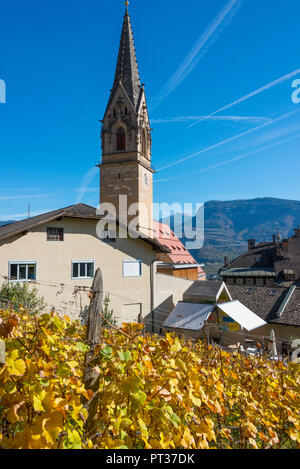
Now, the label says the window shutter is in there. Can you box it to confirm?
[123,261,141,277]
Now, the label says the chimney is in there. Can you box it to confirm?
[248,239,256,250]
[272,234,276,243]
[224,256,230,267]
[294,226,300,238]
[281,239,289,254]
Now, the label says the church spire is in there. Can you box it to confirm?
[100,3,153,238]
[110,3,141,110]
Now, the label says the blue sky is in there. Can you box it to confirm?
[0,0,300,220]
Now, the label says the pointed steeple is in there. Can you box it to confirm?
[100,3,154,239]
[110,5,141,110]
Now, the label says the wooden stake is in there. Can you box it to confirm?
[82,268,103,438]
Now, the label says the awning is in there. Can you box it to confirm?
[218,301,266,332]
[162,302,215,331]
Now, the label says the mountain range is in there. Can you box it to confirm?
[162,197,300,268]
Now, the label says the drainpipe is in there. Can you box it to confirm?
[150,259,157,334]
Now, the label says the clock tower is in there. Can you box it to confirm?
[99,4,154,237]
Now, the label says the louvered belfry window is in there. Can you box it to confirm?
[116,127,126,151]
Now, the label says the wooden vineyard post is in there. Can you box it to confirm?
[82,268,103,439]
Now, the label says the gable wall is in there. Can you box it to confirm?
[0,218,156,323]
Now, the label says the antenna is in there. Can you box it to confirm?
[28,204,30,219]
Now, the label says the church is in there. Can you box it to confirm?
[0,5,203,325]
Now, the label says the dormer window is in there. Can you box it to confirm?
[116,127,126,151]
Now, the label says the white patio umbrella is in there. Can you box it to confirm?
[269,329,278,360]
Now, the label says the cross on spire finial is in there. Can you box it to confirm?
[125,1,129,11]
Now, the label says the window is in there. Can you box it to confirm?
[47,227,64,241]
[116,127,126,151]
[72,261,94,279]
[123,260,142,277]
[9,262,36,281]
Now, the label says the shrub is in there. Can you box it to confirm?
[102,295,117,328]
[0,282,46,314]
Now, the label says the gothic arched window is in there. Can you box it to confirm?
[116,127,126,151]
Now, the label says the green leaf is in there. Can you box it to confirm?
[56,362,71,378]
[132,390,147,411]
[101,345,113,359]
[53,316,64,331]
[75,341,89,353]
[118,350,132,362]
[170,413,181,428]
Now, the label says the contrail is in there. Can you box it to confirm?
[151,115,270,124]
[157,110,296,171]
[0,194,51,201]
[76,167,98,203]
[149,0,244,112]
[0,188,41,192]
[155,132,300,184]
[189,68,300,128]
[0,208,57,221]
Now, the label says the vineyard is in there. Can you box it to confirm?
[0,307,299,449]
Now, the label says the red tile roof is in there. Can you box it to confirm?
[153,221,206,280]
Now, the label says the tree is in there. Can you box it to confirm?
[102,294,117,328]
[0,282,46,314]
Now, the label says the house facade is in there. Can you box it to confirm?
[0,204,166,322]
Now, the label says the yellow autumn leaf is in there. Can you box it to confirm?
[33,396,45,412]
[189,389,201,407]
[249,438,259,449]
[7,358,26,377]
[170,339,182,354]
[181,428,195,449]
[42,412,64,446]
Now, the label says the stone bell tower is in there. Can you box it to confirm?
[99,4,154,237]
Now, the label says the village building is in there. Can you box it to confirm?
[0,204,166,322]
[216,228,300,350]
[161,280,268,349]
[220,227,300,286]
[153,221,206,281]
